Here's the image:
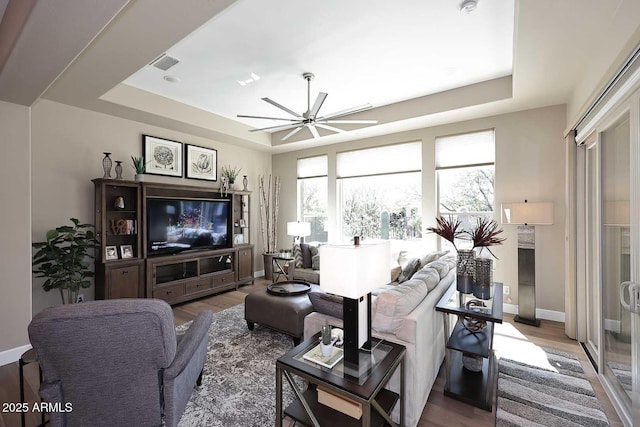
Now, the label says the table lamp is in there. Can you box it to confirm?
[502,200,553,326]
[287,221,311,244]
[319,240,390,373]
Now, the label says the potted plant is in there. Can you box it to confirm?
[131,156,146,181]
[427,215,504,294]
[32,218,99,304]
[258,174,281,280]
[222,165,242,188]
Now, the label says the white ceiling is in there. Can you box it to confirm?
[124,0,514,132]
[0,0,639,153]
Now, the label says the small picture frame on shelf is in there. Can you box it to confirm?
[105,245,118,260]
[120,245,133,259]
[234,234,244,245]
[239,218,247,228]
[143,134,183,177]
[185,144,217,181]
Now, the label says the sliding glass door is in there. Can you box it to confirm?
[580,99,639,426]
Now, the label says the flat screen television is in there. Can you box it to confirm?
[147,197,231,256]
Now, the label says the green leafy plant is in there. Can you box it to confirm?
[222,165,242,184]
[321,324,332,345]
[131,156,145,174]
[32,218,99,304]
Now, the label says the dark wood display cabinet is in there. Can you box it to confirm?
[93,179,144,299]
[94,178,254,304]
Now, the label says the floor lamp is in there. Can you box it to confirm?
[319,240,390,375]
[502,200,554,326]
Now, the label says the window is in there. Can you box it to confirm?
[337,142,422,243]
[297,156,328,242]
[436,130,495,250]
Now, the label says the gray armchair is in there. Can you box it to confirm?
[28,299,213,427]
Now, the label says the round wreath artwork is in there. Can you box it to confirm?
[460,299,487,333]
[153,146,174,170]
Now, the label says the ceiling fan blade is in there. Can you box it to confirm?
[237,114,299,122]
[262,97,302,118]
[249,122,301,132]
[281,126,304,141]
[308,92,328,119]
[315,123,345,134]
[309,125,321,139]
[322,119,379,124]
[317,103,373,121]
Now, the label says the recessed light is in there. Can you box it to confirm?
[163,75,180,83]
[460,0,478,14]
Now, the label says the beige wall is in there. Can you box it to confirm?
[273,104,567,314]
[31,99,271,315]
[0,100,32,355]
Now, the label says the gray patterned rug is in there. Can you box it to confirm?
[497,347,609,426]
[177,304,297,427]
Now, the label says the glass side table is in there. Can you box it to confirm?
[276,332,406,427]
[435,281,503,411]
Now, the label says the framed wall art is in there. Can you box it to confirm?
[143,135,183,177]
[185,144,217,181]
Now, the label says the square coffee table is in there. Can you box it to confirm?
[276,332,406,427]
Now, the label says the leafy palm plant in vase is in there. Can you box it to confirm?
[222,165,242,189]
[427,215,504,295]
[131,156,146,181]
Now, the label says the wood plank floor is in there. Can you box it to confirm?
[0,279,624,427]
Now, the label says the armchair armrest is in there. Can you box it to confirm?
[165,310,213,379]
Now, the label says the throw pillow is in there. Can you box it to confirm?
[410,267,441,291]
[397,257,420,283]
[390,265,402,282]
[301,243,313,269]
[310,246,320,270]
[292,243,303,268]
[308,291,343,319]
[419,250,449,269]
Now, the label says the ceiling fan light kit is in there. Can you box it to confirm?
[238,72,378,140]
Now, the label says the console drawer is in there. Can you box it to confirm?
[186,278,213,295]
[153,283,184,302]
[213,272,235,288]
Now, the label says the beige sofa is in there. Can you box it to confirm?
[287,261,320,284]
[303,255,456,427]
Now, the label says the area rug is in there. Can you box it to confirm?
[496,346,609,426]
[176,304,297,427]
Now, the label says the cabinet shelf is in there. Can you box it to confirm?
[447,321,493,358]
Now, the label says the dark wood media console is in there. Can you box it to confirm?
[93,178,253,304]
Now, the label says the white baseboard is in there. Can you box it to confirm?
[502,303,565,323]
[0,344,32,366]
[605,318,621,333]
[255,270,265,278]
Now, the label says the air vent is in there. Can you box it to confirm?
[150,54,180,71]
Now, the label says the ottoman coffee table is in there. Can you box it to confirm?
[245,281,318,345]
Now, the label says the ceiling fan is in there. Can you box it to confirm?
[238,72,378,141]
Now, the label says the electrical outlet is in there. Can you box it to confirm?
[503,285,510,295]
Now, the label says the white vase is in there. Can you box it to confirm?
[135,174,145,182]
[320,342,333,357]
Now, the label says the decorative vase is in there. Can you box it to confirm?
[263,252,276,281]
[462,352,483,372]
[229,180,235,190]
[242,175,248,191]
[102,152,112,178]
[473,257,493,300]
[114,161,123,180]
[135,174,145,182]
[320,342,333,357]
[456,249,475,294]
[114,196,125,210]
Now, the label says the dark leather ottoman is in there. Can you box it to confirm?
[244,284,318,345]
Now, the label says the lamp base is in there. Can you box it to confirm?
[513,315,540,327]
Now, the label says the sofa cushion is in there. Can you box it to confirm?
[426,255,456,279]
[397,257,420,283]
[301,243,313,268]
[308,291,343,319]
[372,279,429,334]
[292,243,303,268]
[410,267,441,291]
[310,246,320,270]
[419,250,449,269]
